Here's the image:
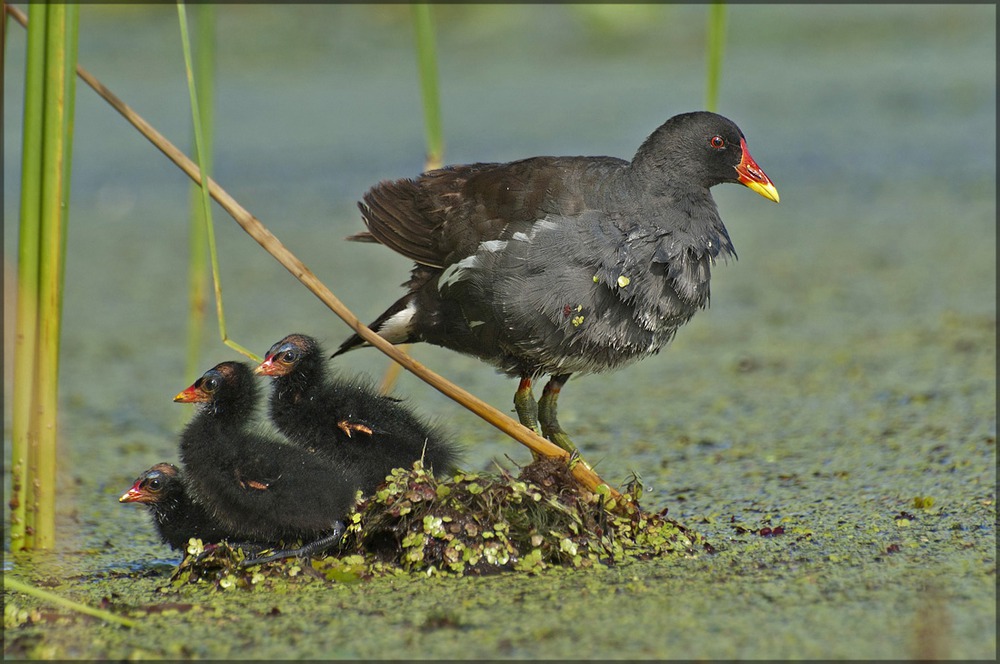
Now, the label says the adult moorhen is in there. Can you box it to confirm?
[334,111,779,452]
[256,333,461,495]
[174,361,360,565]
[119,462,230,551]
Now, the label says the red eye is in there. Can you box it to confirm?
[709,135,725,149]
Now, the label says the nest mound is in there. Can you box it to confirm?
[169,457,711,589]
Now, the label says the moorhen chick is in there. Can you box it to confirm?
[256,333,461,495]
[119,462,230,551]
[174,361,361,565]
[335,111,779,452]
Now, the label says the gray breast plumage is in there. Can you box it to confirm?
[431,203,735,378]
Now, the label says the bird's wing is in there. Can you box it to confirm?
[352,157,629,268]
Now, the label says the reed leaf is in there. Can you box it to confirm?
[4,576,136,628]
[184,3,215,380]
[9,2,79,550]
[177,2,258,362]
[411,3,443,171]
[705,3,726,112]
[9,0,49,551]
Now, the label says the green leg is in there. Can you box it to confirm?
[513,376,541,434]
[538,374,578,453]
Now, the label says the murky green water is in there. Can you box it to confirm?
[4,4,995,659]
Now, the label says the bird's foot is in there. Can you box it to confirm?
[543,428,579,455]
[240,522,346,568]
[338,420,374,438]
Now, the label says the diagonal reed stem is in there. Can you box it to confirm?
[4,576,136,628]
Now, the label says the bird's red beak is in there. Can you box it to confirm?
[735,137,780,203]
[173,383,209,403]
[119,481,150,504]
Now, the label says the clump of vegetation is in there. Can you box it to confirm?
[169,457,711,590]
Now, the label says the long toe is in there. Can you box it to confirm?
[241,523,346,568]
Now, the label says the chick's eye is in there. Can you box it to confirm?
[147,478,161,491]
[204,377,219,392]
[281,350,298,363]
[709,135,726,149]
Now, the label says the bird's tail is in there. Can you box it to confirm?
[332,293,417,358]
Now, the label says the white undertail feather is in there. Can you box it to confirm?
[377,300,417,343]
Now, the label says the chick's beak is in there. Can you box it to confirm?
[119,484,146,503]
[735,137,780,203]
[173,384,206,403]
[254,357,277,376]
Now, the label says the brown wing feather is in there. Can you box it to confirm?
[350,157,627,267]
[354,177,448,268]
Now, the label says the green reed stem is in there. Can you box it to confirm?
[10,2,79,550]
[184,3,216,380]
[412,4,443,170]
[10,0,48,551]
[177,2,259,363]
[4,577,136,628]
[705,3,726,113]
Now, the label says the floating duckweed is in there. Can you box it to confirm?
[617,275,630,287]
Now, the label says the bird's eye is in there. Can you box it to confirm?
[147,478,162,491]
[709,135,726,149]
[280,350,298,363]
[204,377,219,392]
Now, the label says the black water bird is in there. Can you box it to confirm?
[335,111,779,452]
[175,361,360,566]
[256,333,461,494]
[119,462,231,551]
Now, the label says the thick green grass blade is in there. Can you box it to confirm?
[412,4,443,170]
[706,3,727,112]
[10,0,49,551]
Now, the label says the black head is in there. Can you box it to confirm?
[632,111,778,201]
[119,462,180,504]
[255,333,325,382]
[173,361,260,416]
